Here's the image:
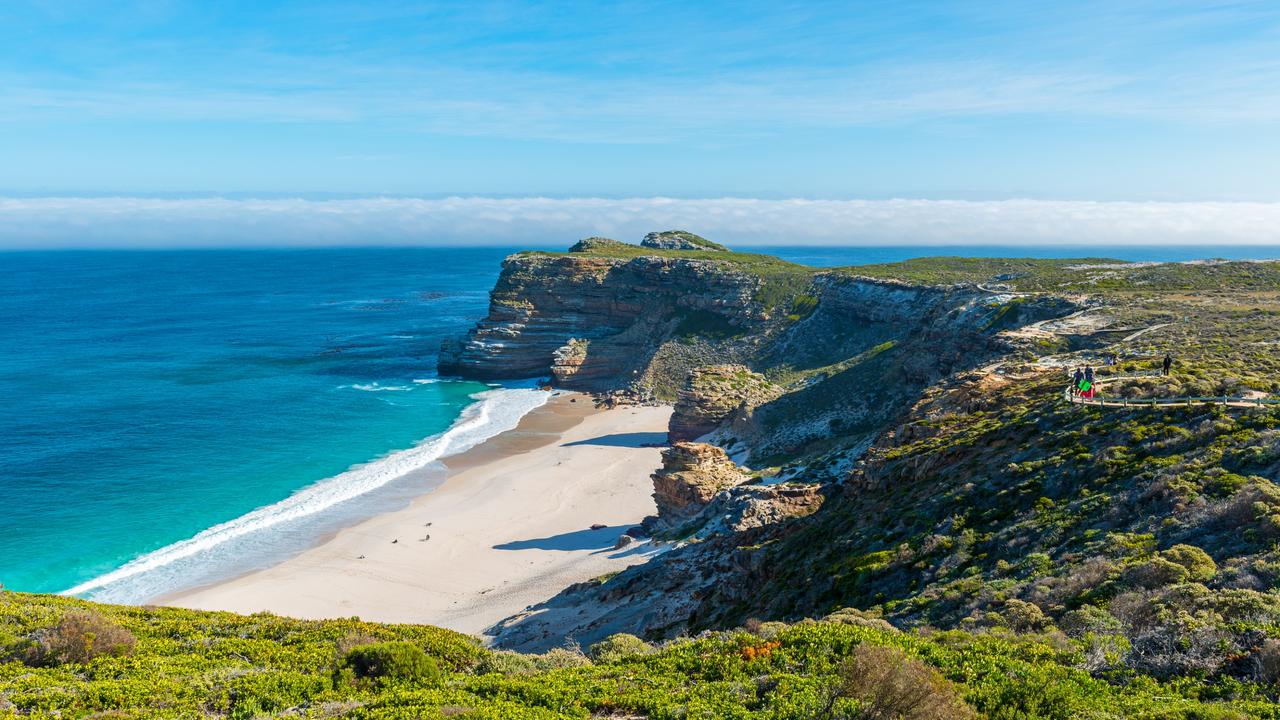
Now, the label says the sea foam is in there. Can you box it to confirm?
[64,385,549,603]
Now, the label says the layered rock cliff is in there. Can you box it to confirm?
[438,252,767,389]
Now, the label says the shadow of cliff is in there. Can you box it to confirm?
[493,525,631,552]
[562,431,668,448]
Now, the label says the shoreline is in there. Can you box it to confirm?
[163,392,671,638]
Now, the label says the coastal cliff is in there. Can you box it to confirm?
[438,251,767,390]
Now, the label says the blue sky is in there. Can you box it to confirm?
[2,2,1280,248]
[3,0,1279,201]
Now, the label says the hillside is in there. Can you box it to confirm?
[447,239,1280,709]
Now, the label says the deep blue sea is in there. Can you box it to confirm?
[2,244,1278,602]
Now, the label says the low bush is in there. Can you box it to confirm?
[23,610,135,666]
[587,633,654,663]
[824,644,974,720]
[336,641,442,687]
[1161,544,1218,582]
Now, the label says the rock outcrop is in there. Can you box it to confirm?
[691,483,823,538]
[568,237,629,253]
[640,230,727,251]
[438,253,765,389]
[668,364,781,442]
[647,442,748,533]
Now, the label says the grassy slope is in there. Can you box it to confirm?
[4,591,1278,719]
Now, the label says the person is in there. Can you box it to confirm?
[1085,366,1095,384]
[1072,367,1084,395]
[1162,354,1173,376]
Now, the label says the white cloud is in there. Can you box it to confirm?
[3,196,1280,249]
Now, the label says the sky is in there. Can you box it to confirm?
[2,1,1279,247]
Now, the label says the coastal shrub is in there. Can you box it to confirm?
[1001,599,1052,633]
[823,607,898,632]
[336,641,442,687]
[1253,638,1280,684]
[474,649,541,676]
[826,644,974,720]
[23,610,135,666]
[534,646,592,670]
[1127,556,1191,588]
[742,618,791,640]
[335,631,380,655]
[1161,544,1218,582]
[587,633,654,663]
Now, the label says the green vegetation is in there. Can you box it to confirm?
[336,641,443,688]
[520,244,819,313]
[834,256,1280,294]
[5,591,1280,718]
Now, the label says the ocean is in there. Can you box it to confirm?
[2,244,1278,602]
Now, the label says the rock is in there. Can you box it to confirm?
[613,535,634,550]
[646,442,749,533]
[569,236,631,253]
[640,230,728,252]
[590,523,607,530]
[668,365,780,442]
[688,483,824,539]
[552,339,590,382]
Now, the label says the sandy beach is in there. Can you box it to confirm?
[166,393,671,637]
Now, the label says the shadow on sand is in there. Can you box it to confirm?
[493,525,631,552]
[562,431,668,448]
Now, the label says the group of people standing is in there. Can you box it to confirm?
[1070,354,1175,400]
[1072,366,1097,398]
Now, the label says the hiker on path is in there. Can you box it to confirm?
[1085,366,1095,384]
[1162,354,1173,376]
[1073,368,1084,395]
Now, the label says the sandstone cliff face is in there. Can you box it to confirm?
[438,253,765,388]
[647,442,749,533]
[668,364,781,442]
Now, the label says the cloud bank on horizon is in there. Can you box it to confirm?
[2,197,1278,249]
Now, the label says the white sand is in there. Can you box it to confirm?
[166,394,671,637]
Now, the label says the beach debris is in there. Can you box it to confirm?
[357,555,365,559]
[391,539,398,544]
[614,535,635,550]
[590,523,607,530]
[419,535,430,542]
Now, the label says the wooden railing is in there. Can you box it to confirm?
[1063,373,1280,409]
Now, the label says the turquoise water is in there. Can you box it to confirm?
[0,248,548,601]
[2,244,1277,602]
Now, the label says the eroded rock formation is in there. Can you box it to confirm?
[668,364,781,442]
[647,442,748,533]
